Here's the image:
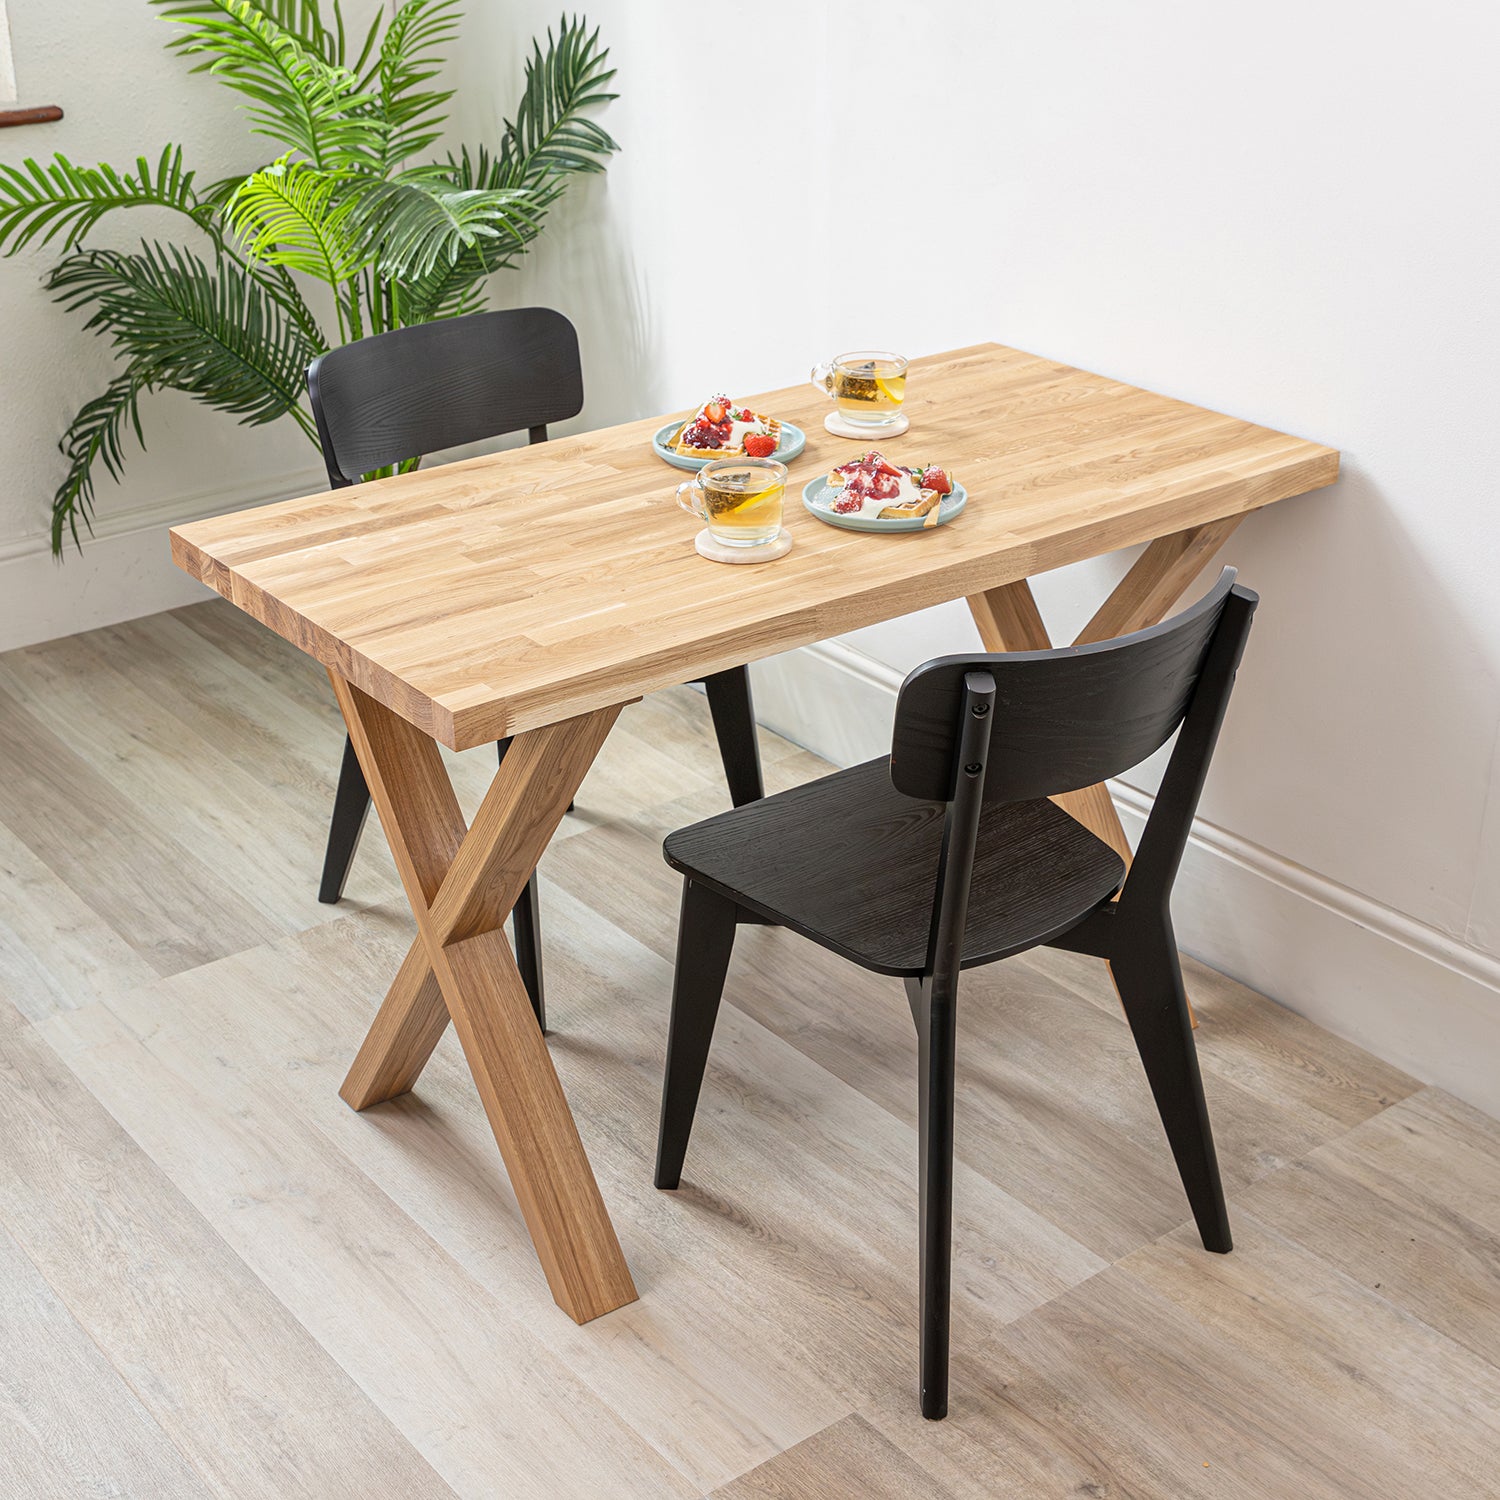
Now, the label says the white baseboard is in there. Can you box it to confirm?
[751,637,901,768]
[751,641,1500,1119]
[0,465,326,653]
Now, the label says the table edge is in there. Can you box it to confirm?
[172,442,1338,750]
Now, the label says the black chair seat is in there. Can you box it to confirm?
[664,759,1126,977]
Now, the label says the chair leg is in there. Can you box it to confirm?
[1109,920,1232,1253]
[703,667,764,806]
[496,737,546,1031]
[654,880,739,1189]
[511,874,546,1033]
[319,734,373,904]
[913,976,957,1420]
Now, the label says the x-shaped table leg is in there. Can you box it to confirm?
[329,673,637,1324]
[968,516,1245,1021]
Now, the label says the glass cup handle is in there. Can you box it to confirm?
[810,360,835,396]
[676,478,707,521]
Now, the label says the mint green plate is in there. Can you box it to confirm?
[652,419,806,472]
[802,476,967,532]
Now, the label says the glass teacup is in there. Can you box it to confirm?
[676,457,787,547]
[810,350,908,429]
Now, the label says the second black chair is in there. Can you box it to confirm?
[654,569,1257,1419]
[307,307,765,1029]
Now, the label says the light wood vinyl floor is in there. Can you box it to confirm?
[1,600,1498,1499]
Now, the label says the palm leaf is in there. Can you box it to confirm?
[369,0,463,167]
[0,146,211,255]
[392,148,544,322]
[498,14,618,187]
[51,369,153,554]
[153,0,386,171]
[226,157,371,285]
[162,0,387,74]
[177,0,335,56]
[47,240,321,426]
[358,172,541,280]
[198,170,250,214]
[395,19,618,324]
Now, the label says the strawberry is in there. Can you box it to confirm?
[703,397,728,425]
[920,465,953,495]
[743,432,777,458]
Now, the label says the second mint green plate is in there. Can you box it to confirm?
[652,419,806,472]
[802,476,968,532]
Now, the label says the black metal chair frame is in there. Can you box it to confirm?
[306,307,765,1031]
[653,568,1257,1418]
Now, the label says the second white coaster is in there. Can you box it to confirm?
[824,411,910,440]
[694,527,793,564]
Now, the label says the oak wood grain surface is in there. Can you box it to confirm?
[171,343,1338,749]
[332,675,636,1322]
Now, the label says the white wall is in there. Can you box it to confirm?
[2,1,1497,1112]
[459,0,1500,1113]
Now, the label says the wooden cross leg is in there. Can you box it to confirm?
[968,517,1245,1020]
[328,673,638,1324]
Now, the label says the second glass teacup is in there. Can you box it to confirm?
[811,350,908,430]
[676,457,787,548]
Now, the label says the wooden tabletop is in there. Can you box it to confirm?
[171,342,1338,750]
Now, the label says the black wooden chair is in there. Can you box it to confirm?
[307,307,765,1030]
[653,568,1256,1418]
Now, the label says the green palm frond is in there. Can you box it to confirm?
[179,0,335,56]
[226,156,371,287]
[198,171,250,213]
[47,240,324,550]
[394,148,543,322]
[359,172,541,279]
[370,0,463,167]
[153,0,385,170]
[499,14,618,187]
[51,370,153,553]
[48,240,321,424]
[395,264,489,324]
[394,16,618,327]
[191,0,385,71]
[0,146,211,255]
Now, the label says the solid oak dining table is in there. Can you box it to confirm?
[170,341,1338,1326]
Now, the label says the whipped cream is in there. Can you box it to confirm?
[834,469,929,517]
[726,417,770,449]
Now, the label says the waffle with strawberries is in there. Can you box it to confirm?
[671,395,784,459]
[826,450,955,526]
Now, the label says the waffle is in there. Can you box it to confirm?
[827,455,947,525]
[670,398,784,459]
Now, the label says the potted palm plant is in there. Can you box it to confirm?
[0,0,617,552]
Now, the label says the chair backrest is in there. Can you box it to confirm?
[306,306,584,487]
[890,569,1252,804]
[894,569,1258,982]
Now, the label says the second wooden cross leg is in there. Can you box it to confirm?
[328,673,638,1325]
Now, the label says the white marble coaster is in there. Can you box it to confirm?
[694,527,793,564]
[824,411,909,440]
